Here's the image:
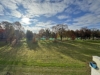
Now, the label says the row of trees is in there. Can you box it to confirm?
[1,21,100,42]
[0,21,25,43]
[26,24,100,41]
[37,25,100,41]
[75,27,100,40]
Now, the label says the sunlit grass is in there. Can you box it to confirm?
[0,39,100,75]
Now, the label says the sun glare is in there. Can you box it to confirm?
[21,17,30,24]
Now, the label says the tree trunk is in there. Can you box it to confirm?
[60,35,62,41]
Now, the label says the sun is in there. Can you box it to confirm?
[21,16,30,24]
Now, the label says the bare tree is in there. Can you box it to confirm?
[38,29,45,39]
[52,24,68,41]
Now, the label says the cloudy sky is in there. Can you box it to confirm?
[0,0,100,33]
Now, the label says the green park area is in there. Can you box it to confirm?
[0,0,100,75]
[0,39,100,75]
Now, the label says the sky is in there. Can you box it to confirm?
[0,0,100,33]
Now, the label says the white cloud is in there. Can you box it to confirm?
[20,0,70,17]
[65,7,74,14]
[0,0,18,10]
[65,0,100,15]
[57,15,69,19]
[11,10,22,18]
[68,13,100,30]
[30,19,38,23]
[1,0,100,18]
[74,0,100,15]
[0,0,22,18]
[35,21,56,28]
[68,25,82,30]
[0,5,4,15]
[65,4,81,15]
[88,0,100,15]
[23,25,42,33]
[74,14,100,25]
[75,0,89,12]
[63,0,100,30]
[0,0,72,18]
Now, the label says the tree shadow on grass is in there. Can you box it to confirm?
[0,40,26,75]
[0,41,8,47]
[43,40,97,62]
[26,40,40,50]
[40,40,100,75]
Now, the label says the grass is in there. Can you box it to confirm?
[0,39,100,75]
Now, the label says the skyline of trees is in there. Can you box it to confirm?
[0,21,100,43]
[35,26,100,41]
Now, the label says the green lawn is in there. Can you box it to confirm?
[0,39,100,75]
